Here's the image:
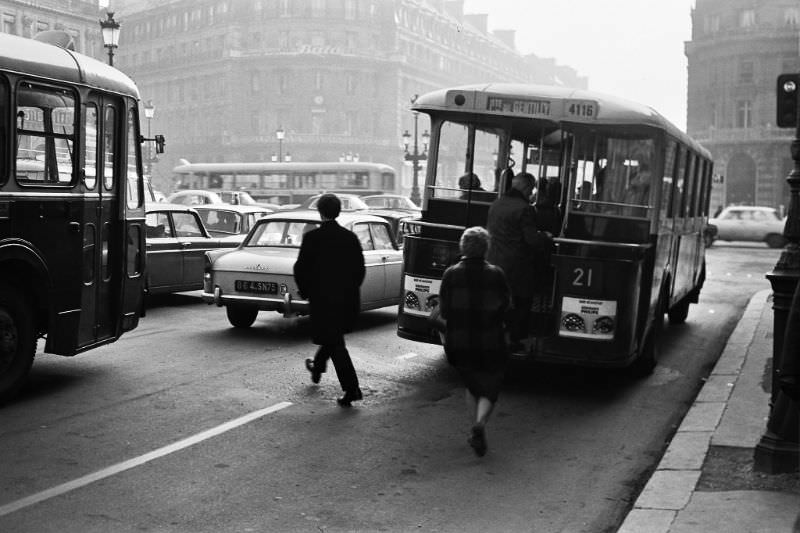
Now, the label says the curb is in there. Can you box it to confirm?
[617,289,770,533]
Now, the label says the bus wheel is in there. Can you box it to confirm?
[630,302,664,377]
[226,305,258,328]
[0,285,36,404]
[765,234,786,249]
[668,297,691,325]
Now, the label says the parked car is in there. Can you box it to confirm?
[361,194,421,214]
[202,210,403,327]
[365,208,421,247]
[145,204,239,295]
[166,189,224,206]
[293,193,370,212]
[193,204,273,243]
[708,206,786,248]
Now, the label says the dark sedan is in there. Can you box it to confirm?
[145,204,239,295]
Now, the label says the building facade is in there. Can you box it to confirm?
[0,0,104,56]
[110,0,586,195]
[686,0,800,212]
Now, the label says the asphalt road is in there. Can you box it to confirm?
[0,242,782,533]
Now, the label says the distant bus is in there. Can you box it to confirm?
[171,160,397,206]
[398,83,713,375]
[0,32,163,402]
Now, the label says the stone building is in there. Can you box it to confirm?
[109,0,586,195]
[686,0,800,211]
[0,0,104,56]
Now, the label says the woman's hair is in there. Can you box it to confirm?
[460,226,490,258]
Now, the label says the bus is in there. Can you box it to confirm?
[0,32,163,402]
[171,160,397,206]
[398,84,713,374]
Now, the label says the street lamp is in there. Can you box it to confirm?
[99,11,120,67]
[275,126,285,162]
[143,100,156,176]
[402,95,429,206]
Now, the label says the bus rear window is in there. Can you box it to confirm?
[15,83,75,185]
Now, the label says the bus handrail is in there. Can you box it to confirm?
[553,237,653,250]
[408,220,467,232]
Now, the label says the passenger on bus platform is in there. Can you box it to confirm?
[622,163,652,215]
[486,172,553,350]
[438,226,512,457]
[458,172,494,202]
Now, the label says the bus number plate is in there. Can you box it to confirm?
[235,280,278,294]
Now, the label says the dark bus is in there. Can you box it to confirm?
[398,84,713,374]
[0,33,162,402]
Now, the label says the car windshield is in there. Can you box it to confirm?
[197,209,240,234]
[246,220,319,247]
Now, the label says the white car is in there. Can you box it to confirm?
[202,210,404,328]
[193,204,273,244]
[708,206,786,248]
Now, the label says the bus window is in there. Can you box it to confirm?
[661,140,677,221]
[103,105,116,190]
[433,121,500,201]
[15,83,75,185]
[84,103,98,189]
[126,108,141,209]
[0,78,5,185]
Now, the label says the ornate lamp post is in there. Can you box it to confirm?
[99,11,120,67]
[754,74,800,473]
[402,95,429,206]
[143,100,155,175]
[275,126,285,162]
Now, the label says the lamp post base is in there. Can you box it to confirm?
[754,429,800,474]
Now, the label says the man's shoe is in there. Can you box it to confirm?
[336,388,363,407]
[305,359,321,384]
[468,424,487,457]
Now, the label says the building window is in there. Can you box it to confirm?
[314,71,324,91]
[345,0,356,20]
[710,102,718,129]
[736,100,752,128]
[251,72,260,93]
[703,14,720,33]
[785,8,799,27]
[739,9,755,28]
[279,0,289,17]
[279,31,289,49]
[312,0,325,17]
[345,73,355,95]
[311,32,324,47]
[278,72,289,95]
[3,13,16,34]
[738,60,754,84]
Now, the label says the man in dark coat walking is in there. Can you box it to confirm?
[487,172,552,348]
[294,193,366,406]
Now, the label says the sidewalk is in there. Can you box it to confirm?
[619,289,800,533]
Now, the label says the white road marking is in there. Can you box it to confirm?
[396,352,418,360]
[0,401,292,517]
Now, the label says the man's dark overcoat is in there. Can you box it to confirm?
[294,220,365,345]
[486,188,548,298]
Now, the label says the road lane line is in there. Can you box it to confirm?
[0,401,292,517]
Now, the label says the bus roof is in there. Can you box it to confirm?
[0,33,139,97]
[172,161,397,175]
[413,83,710,158]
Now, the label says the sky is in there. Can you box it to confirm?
[463,0,697,131]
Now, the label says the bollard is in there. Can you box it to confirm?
[754,75,800,473]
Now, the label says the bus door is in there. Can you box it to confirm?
[77,94,124,346]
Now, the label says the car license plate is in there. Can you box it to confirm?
[235,280,278,294]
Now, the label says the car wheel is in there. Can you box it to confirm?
[0,284,36,404]
[226,305,258,328]
[765,234,786,249]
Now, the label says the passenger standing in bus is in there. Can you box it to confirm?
[438,226,511,457]
[487,172,552,350]
[294,193,366,407]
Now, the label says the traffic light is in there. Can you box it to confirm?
[776,73,800,128]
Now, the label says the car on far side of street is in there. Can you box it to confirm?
[361,194,421,214]
[202,210,403,328]
[708,205,786,248]
[292,193,370,212]
[145,204,239,295]
[193,204,273,244]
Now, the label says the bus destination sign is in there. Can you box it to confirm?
[486,97,552,117]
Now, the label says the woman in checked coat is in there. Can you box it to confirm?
[438,226,512,456]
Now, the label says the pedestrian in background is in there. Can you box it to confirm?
[487,172,552,350]
[294,193,366,407]
[438,226,511,456]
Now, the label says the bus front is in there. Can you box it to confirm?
[397,84,671,372]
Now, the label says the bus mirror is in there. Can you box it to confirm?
[155,134,166,154]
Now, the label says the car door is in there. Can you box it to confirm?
[352,222,384,307]
[145,211,182,291]
[717,209,742,240]
[172,210,214,290]
[370,221,403,302]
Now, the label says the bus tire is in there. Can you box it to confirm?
[765,234,786,249]
[226,305,258,328]
[0,285,36,404]
[630,298,664,377]
[668,297,691,325]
